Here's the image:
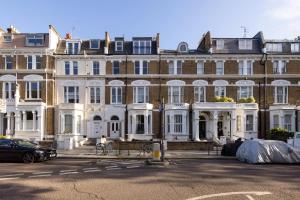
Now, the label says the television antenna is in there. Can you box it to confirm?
[240,26,248,38]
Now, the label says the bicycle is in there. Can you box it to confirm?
[137,143,153,157]
[96,142,113,155]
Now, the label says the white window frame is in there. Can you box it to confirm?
[291,43,300,53]
[2,82,15,99]
[27,55,42,70]
[238,60,253,75]
[64,61,78,75]
[5,55,13,69]
[115,41,123,51]
[112,61,120,75]
[266,43,282,52]
[133,40,151,54]
[168,86,184,104]
[26,82,41,99]
[215,86,226,97]
[237,86,253,100]
[134,60,148,75]
[216,40,224,50]
[197,60,204,75]
[284,114,292,131]
[111,86,122,104]
[274,86,288,104]
[66,42,80,54]
[168,60,182,75]
[26,34,44,46]
[90,87,101,104]
[194,86,206,103]
[89,39,100,49]
[3,34,13,42]
[239,39,252,50]
[174,114,183,133]
[64,86,79,103]
[273,60,287,74]
[133,86,149,103]
[273,114,280,128]
[93,61,100,75]
[64,114,73,133]
[216,61,224,75]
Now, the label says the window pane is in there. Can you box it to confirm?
[143,61,148,74]
[136,115,144,134]
[73,61,78,75]
[135,61,140,74]
[36,55,42,69]
[27,56,33,69]
[65,61,70,75]
[246,115,253,131]
[93,61,100,75]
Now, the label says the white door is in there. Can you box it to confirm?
[110,116,120,138]
[92,115,102,138]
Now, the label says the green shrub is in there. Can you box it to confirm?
[266,128,294,142]
[0,135,7,139]
[213,96,234,103]
[238,97,256,103]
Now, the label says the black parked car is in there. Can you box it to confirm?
[0,139,57,163]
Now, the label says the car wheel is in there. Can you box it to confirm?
[23,153,35,163]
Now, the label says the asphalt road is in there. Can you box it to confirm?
[0,158,299,200]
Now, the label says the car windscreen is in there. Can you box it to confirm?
[15,140,37,148]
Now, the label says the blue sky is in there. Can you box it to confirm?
[1,0,300,49]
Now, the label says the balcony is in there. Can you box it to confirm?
[127,103,153,110]
[165,103,189,110]
[58,103,84,111]
[192,102,236,110]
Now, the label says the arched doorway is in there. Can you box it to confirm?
[199,115,206,139]
[110,116,120,138]
[92,115,102,138]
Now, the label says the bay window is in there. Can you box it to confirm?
[273,115,280,128]
[64,86,79,103]
[136,115,145,134]
[26,82,41,99]
[168,86,184,104]
[284,114,292,131]
[246,115,254,132]
[133,86,149,103]
[64,115,73,133]
[174,115,183,133]
[111,86,122,104]
[194,86,205,102]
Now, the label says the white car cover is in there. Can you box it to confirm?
[236,139,300,164]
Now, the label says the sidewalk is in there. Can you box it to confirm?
[57,148,236,160]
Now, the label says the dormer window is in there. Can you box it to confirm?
[115,41,123,51]
[3,35,12,42]
[291,43,299,52]
[178,42,188,53]
[239,39,252,50]
[26,34,44,46]
[90,39,100,49]
[133,40,151,54]
[216,40,224,50]
[266,43,282,52]
[66,42,80,54]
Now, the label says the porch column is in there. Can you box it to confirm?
[212,111,219,139]
[145,113,149,135]
[230,110,237,140]
[15,111,21,131]
[132,114,136,134]
[72,113,76,134]
[6,112,11,135]
[182,112,187,136]
[22,111,27,131]
[37,112,41,131]
[194,111,200,141]
[32,111,36,131]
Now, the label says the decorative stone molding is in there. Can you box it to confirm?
[235,80,255,86]
[0,75,16,81]
[23,74,43,81]
[108,80,124,86]
[166,80,185,86]
[271,80,291,86]
[213,80,229,86]
[192,80,208,86]
[131,80,151,86]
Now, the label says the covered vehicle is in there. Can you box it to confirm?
[0,139,57,163]
[236,139,300,164]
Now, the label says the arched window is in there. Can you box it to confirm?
[111,116,119,121]
[177,42,188,53]
[93,115,102,121]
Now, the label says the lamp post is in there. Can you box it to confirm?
[160,98,165,162]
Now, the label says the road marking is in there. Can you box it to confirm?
[60,169,78,173]
[246,195,255,200]
[126,165,141,169]
[84,169,102,173]
[0,173,24,178]
[0,177,20,181]
[82,168,99,171]
[29,174,52,178]
[106,167,122,171]
[186,191,272,200]
[33,171,53,175]
[59,171,79,175]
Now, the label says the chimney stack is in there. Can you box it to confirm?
[65,32,72,39]
[7,25,19,34]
